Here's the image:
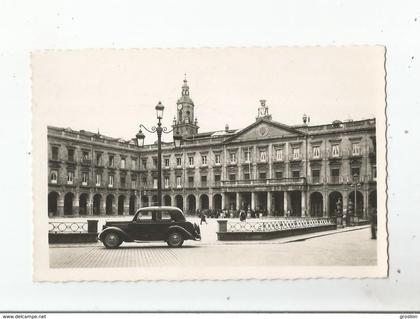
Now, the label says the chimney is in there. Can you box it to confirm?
[225,124,229,132]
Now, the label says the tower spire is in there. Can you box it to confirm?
[174,76,199,138]
[182,74,189,96]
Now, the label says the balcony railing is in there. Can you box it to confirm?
[221,177,306,187]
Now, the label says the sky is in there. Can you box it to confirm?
[32,47,385,143]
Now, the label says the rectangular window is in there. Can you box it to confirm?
[331,168,340,184]
[229,174,236,181]
[244,151,250,162]
[372,166,377,179]
[131,178,136,189]
[244,173,250,180]
[96,153,102,166]
[292,170,300,178]
[176,176,182,187]
[214,174,221,182]
[201,155,207,165]
[153,158,157,168]
[142,159,147,169]
[351,167,360,178]
[131,158,137,170]
[67,171,74,184]
[120,158,126,169]
[96,174,101,186]
[292,148,300,160]
[230,152,236,163]
[52,146,59,161]
[108,175,114,187]
[153,178,158,189]
[312,169,320,183]
[352,143,361,156]
[50,170,58,184]
[108,155,114,167]
[141,176,147,185]
[68,149,74,162]
[120,175,126,187]
[312,146,321,159]
[215,154,221,164]
[164,158,170,167]
[201,175,207,186]
[164,177,169,188]
[176,157,182,166]
[275,149,283,161]
[189,156,194,166]
[188,176,194,187]
[275,171,283,179]
[82,172,88,186]
[82,151,89,160]
[260,150,267,162]
[259,172,266,180]
[332,145,340,157]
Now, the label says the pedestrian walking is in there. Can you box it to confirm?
[370,208,377,239]
[200,212,207,225]
[239,209,246,222]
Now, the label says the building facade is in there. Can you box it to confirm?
[48,79,377,219]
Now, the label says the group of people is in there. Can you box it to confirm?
[189,208,272,220]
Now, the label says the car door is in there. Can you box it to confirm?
[128,210,154,240]
[147,210,172,240]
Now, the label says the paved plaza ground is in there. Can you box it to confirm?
[49,217,376,268]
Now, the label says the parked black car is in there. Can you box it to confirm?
[98,206,201,248]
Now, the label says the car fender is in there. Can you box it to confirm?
[98,227,132,242]
[166,225,194,240]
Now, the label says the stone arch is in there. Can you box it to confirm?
[118,195,125,215]
[106,194,115,215]
[141,195,149,207]
[328,191,343,216]
[129,195,136,215]
[187,194,196,214]
[163,195,171,206]
[290,190,302,217]
[79,193,89,216]
[151,195,158,206]
[348,190,364,218]
[48,191,59,217]
[175,195,183,211]
[64,192,74,216]
[213,194,222,210]
[310,192,323,217]
[369,190,377,209]
[200,194,209,210]
[93,194,101,215]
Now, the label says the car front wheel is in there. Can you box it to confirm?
[167,232,184,248]
[103,232,122,249]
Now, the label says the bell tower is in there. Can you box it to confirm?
[173,76,199,138]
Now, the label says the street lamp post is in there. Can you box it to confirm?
[135,101,182,207]
[350,174,362,226]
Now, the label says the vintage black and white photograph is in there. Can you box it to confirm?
[32,47,387,281]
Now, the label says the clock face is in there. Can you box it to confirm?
[177,104,183,110]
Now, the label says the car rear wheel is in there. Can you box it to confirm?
[167,232,184,248]
[103,232,122,249]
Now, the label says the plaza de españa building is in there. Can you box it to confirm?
[47,79,377,219]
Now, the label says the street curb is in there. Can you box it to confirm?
[49,225,371,248]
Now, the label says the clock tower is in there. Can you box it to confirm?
[173,77,199,138]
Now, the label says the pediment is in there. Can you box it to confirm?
[224,119,304,143]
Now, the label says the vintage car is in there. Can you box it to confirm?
[98,206,201,248]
